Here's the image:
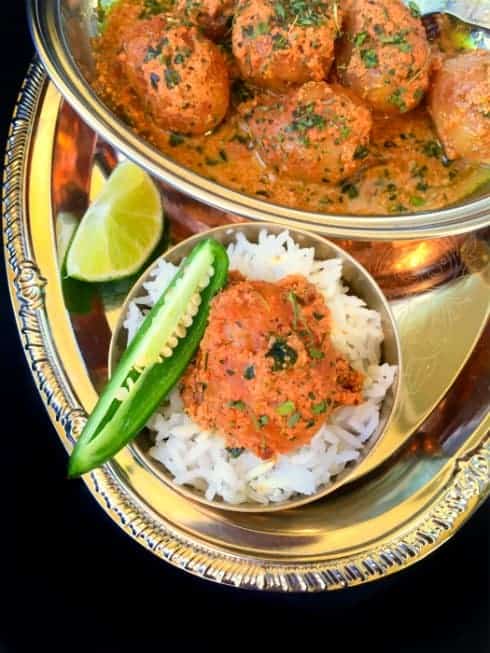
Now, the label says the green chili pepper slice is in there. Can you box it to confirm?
[68,238,229,477]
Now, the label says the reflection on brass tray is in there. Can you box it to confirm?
[56,100,480,301]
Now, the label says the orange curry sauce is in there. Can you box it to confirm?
[181,273,363,459]
[94,0,489,216]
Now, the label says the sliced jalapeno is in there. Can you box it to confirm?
[68,238,229,477]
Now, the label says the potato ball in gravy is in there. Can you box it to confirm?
[93,0,490,215]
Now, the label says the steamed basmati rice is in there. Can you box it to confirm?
[124,230,397,505]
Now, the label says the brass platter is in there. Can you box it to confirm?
[3,62,490,591]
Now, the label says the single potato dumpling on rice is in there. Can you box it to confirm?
[232,0,342,90]
[241,81,372,183]
[181,272,364,459]
[119,15,230,136]
[129,231,397,505]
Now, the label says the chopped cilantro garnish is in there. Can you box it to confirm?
[287,103,326,135]
[287,412,301,428]
[169,132,185,147]
[312,400,329,414]
[266,338,298,371]
[423,140,443,158]
[380,30,412,52]
[244,366,255,380]
[408,1,421,18]
[411,163,428,178]
[354,31,368,47]
[242,24,254,38]
[228,400,246,410]
[340,125,352,140]
[256,21,270,35]
[274,1,286,20]
[277,400,296,416]
[309,348,325,359]
[230,132,250,145]
[243,21,269,38]
[139,0,175,18]
[164,67,181,89]
[232,80,254,104]
[390,203,408,213]
[341,182,359,199]
[354,145,369,160]
[361,49,378,68]
[271,0,331,28]
[272,32,289,50]
[388,88,408,112]
[144,39,168,62]
[226,447,245,458]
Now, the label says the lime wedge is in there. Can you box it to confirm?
[66,161,163,282]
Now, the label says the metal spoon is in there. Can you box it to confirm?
[406,0,490,30]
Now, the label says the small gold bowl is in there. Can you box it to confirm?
[109,223,402,512]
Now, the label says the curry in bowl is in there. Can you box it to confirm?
[93,0,490,215]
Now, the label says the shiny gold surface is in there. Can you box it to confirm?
[3,63,489,591]
[27,0,490,240]
[109,224,402,512]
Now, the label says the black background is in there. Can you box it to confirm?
[3,3,489,652]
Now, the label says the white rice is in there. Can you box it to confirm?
[124,230,397,505]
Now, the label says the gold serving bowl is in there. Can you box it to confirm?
[108,223,402,512]
[27,0,490,240]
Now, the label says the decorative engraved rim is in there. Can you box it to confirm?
[3,60,489,592]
